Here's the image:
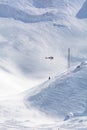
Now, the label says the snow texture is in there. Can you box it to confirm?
[27,63,87,119]
[0,0,87,129]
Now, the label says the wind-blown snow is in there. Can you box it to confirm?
[0,63,87,130]
[0,0,87,79]
[0,0,87,129]
[26,63,87,120]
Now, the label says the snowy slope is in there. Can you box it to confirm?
[0,0,87,129]
[0,63,87,130]
[0,1,87,79]
[0,18,67,79]
[0,66,44,98]
[77,0,87,19]
[0,0,85,15]
[27,62,87,120]
[0,0,87,80]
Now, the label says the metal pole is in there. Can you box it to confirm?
[68,48,70,69]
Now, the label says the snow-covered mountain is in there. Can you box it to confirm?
[0,0,87,129]
[27,62,87,120]
[0,0,87,80]
[0,63,87,130]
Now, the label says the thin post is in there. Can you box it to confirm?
[68,48,70,69]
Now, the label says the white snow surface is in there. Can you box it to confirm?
[27,63,87,119]
[0,0,87,79]
[0,0,87,129]
[0,63,87,130]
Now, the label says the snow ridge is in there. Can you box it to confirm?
[26,63,87,120]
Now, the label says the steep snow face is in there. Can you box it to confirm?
[0,4,57,23]
[77,0,87,19]
[33,0,85,16]
[0,0,85,20]
[27,63,87,120]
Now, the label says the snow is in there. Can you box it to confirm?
[76,0,87,19]
[26,63,87,120]
[0,0,87,129]
[0,18,68,79]
[0,64,87,130]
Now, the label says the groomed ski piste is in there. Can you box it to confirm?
[0,0,87,130]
